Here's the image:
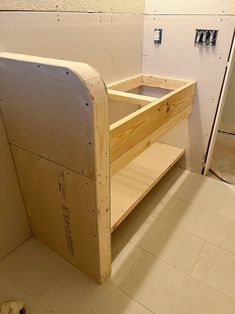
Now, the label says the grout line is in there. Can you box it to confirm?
[120,247,235,303]
[190,241,206,274]
[162,217,235,257]
[0,235,32,263]
[135,200,235,257]
[121,197,235,259]
[167,192,235,225]
[109,250,156,314]
[111,249,146,288]
[0,267,52,313]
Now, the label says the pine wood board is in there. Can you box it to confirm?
[111,142,184,231]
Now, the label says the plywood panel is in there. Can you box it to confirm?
[0,116,30,260]
[145,0,235,15]
[0,55,96,178]
[142,15,235,172]
[111,142,184,231]
[0,12,143,84]
[0,53,110,283]
[11,147,105,279]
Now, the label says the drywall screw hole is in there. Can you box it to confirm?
[86,103,89,106]
[37,65,40,68]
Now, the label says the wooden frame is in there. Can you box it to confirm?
[0,53,195,283]
[108,75,195,175]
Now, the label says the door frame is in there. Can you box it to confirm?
[203,30,235,175]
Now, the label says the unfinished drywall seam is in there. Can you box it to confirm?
[0,0,145,14]
[145,0,235,15]
[0,106,32,235]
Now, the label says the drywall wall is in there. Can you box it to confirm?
[142,15,235,173]
[145,0,235,15]
[0,115,30,259]
[220,55,235,133]
[0,0,144,13]
[0,12,143,84]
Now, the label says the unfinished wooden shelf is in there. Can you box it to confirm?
[111,142,184,231]
[0,53,195,283]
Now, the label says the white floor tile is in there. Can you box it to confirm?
[218,194,235,222]
[115,209,205,273]
[0,237,74,300]
[111,233,143,287]
[169,175,226,213]
[0,269,50,314]
[39,269,153,314]
[192,243,235,299]
[120,251,235,314]
[165,199,235,254]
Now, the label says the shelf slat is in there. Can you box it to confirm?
[111,142,184,232]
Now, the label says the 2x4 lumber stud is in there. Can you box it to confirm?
[108,89,157,107]
[110,82,196,170]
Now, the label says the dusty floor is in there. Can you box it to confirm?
[211,132,235,185]
[1,167,235,314]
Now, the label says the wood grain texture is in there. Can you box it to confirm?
[0,52,110,283]
[107,75,143,91]
[108,89,157,107]
[110,82,195,167]
[111,105,192,175]
[142,75,188,90]
[111,142,184,231]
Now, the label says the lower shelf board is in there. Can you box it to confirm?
[111,142,184,232]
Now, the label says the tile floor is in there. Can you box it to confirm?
[1,167,235,314]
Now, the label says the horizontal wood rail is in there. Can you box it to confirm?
[108,89,157,107]
[109,79,196,175]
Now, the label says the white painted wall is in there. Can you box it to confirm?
[142,15,235,173]
[145,0,235,15]
[0,116,30,259]
[0,0,144,13]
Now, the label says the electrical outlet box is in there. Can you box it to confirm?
[195,29,218,47]
[154,28,163,44]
